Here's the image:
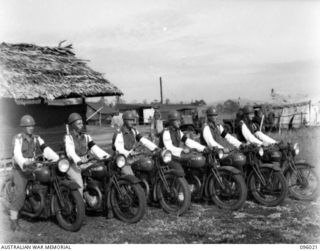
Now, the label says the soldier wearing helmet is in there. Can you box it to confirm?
[200,107,243,150]
[159,110,207,158]
[236,105,277,146]
[112,111,159,175]
[64,112,110,201]
[10,115,59,231]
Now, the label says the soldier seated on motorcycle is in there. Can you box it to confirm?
[159,110,208,168]
[235,105,278,146]
[112,111,159,175]
[10,115,59,231]
[64,113,110,205]
[200,107,243,151]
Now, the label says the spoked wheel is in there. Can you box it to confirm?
[53,186,85,232]
[249,168,288,207]
[156,175,191,216]
[110,180,146,223]
[208,171,247,210]
[286,165,319,201]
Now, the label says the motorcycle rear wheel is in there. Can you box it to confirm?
[249,168,288,207]
[286,165,319,201]
[208,171,247,210]
[156,175,191,216]
[53,186,85,232]
[110,180,146,223]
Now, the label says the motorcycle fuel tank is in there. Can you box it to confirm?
[220,152,246,169]
[90,165,108,179]
[131,157,154,172]
[263,149,282,162]
[180,152,206,169]
[34,166,51,183]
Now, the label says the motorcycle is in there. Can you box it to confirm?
[182,148,248,210]
[240,144,288,207]
[81,154,146,223]
[276,142,319,201]
[0,157,85,232]
[131,149,191,216]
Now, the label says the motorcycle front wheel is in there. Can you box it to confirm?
[249,168,288,207]
[53,186,85,232]
[156,175,191,216]
[110,180,146,223]
[208,171,247,210]
[286,164,319,201]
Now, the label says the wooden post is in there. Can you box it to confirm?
[160,77,163,104]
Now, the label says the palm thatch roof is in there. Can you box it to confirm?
[0,42,123,101]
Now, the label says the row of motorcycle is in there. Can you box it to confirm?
[0,141,318,232]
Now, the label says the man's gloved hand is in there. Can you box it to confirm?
[76,160,83,166]
[202,147,211,154]
[239,143,246,151]
[153,148,162,155]
[182,148,190,154]
[223,147,230,154]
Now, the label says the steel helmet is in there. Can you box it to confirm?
[243,105,254,114]
[68,113,82,124]
[206,107,218,116]
[122,111,135,120]
[168,110,181,121]
[20,115,36,127]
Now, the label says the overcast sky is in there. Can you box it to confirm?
[1,0,319,104]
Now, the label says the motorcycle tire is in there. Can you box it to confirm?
[156,175,191,216]
[208,171,247,210]
[249,168,288,207]
[110,180,146,223]
[286,165,319,201]
[53,185,85,232]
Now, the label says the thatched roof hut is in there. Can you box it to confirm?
[0,42,123,101]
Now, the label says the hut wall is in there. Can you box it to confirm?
[0,98,86,128]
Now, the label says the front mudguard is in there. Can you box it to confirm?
[294,160,314,168]
[217,165,241,175]
[59,180,81,190]
[165,168,185,177]
[119,175,142,185]
[260,162,281,172]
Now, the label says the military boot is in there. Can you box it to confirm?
[10,219,22,232]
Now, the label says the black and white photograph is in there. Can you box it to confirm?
[0,0,319,247]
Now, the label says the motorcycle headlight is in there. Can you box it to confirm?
[58,158,70,173]
[218,149,224,159]
[293,143,300,156]
[161,150,172,164]
[116,155,126,168]
[258,147,264,157]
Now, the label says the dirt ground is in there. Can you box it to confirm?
[0,126,319,244]
[0,197,319,244]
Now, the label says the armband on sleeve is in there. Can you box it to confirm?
[88,141,96,149]
[181,135,188,143]
[221,130,227,138]
[40,143,48,152]
[136,133,143,142]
